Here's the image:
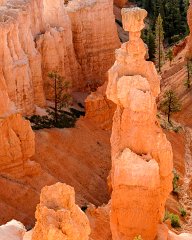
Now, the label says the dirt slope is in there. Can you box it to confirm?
[0,118,111,228]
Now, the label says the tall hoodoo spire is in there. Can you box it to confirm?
[107,7,173,240]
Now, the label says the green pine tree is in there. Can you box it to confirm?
[167,48,174,66]
[160,90,181,123]
[147,28,156,61]
[155,14,165,72]
[48,71,72,125]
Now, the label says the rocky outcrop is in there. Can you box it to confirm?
[32,182,90,240]
[36,0,83,98]
[0,0,46,115]
[0,0,119,115]
[65,0,120,87]
[0,220,26,240]
[86,203,112,240]
[85,82,116,129]
[0,114,39,178]
[106,7,173,240]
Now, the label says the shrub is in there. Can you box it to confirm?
[169,213,181,228]
[180,207,187,217]
[163,211,181,228]
[26,107,85,130]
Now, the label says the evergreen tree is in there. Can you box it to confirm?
[146,28,156,61]
[48,71,71,125]
[160,90,181,123]
[131,0,189,44]
[167,48,174,66]
[184,59,192,88]
[155,14,165,72]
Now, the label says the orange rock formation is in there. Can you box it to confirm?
[106,7,173,240]
[0,220,26,240]
[0,0,119,114]
[0,114,39,178]
[32,182,90,240]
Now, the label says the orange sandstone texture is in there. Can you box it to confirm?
[32,182,90,240]
[0,220,26,240]
[0,114,39,178]
[85,82,116,129]
[65,0,120,87]
[86,203,112,240]
[0,0,119,114]
[107,7,173,240]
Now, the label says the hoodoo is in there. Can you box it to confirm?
[32,183,91,240]
[107,7,173,240]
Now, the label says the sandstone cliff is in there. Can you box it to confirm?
[0,114,39,178]
[106,7,173,240]
[32,182,90,240]
[66,0,120,87]
[0,0,119,115]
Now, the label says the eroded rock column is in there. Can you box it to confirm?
[32,182,91,240]
[107,8,173,240]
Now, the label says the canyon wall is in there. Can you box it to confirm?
[66,0,120,86]
[106,7,173,240]
[0,0,119,115]
[0,114,39,178]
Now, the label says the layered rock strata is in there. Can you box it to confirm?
[0,0,119,115]
[32,182,91,240]
[65,0,120,86]
[85,82,116,129]
[0,114,39,178]
[106,7,173,240]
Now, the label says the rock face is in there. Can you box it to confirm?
[0,0,119,115]
[65,0,120,87]
[106,7,173,240]
[0,0,46,115]
[85,82,116,129]
[32,182,91,240]
[86,203,112,240]
[36,0,83,98]
[0,114,39,178]
[0,220,26,240]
